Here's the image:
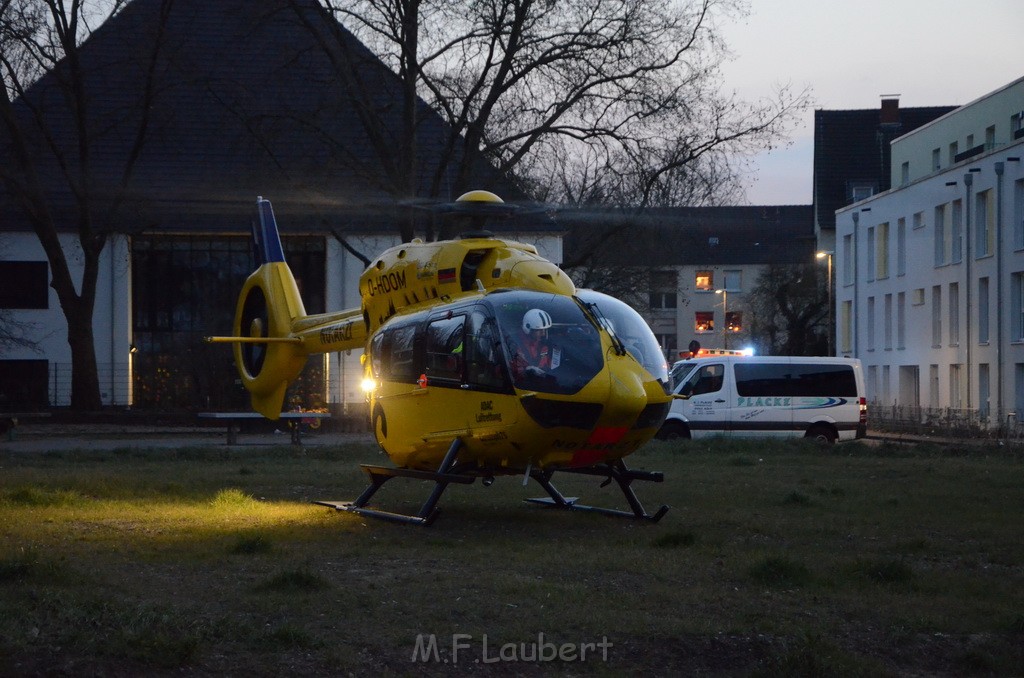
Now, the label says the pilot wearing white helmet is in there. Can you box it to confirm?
[513,308,553,377]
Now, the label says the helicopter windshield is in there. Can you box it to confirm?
[490,291,603,395]
[575,289,669,387]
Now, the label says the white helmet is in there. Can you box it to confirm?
[522,308,553,333]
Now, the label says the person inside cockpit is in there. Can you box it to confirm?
[511,308,553,378]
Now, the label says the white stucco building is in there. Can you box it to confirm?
[835,77,1024,428]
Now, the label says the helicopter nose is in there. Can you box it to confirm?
[603,358,648,428]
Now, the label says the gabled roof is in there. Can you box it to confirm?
[1,0,546,235]
[562,204,815,268]
[812,104,955,233]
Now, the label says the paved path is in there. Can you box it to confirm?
[1,423,374,453]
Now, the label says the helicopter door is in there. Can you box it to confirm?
[422,310,515,436]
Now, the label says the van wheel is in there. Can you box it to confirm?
[805,425,837,445]
[657,421,690,441]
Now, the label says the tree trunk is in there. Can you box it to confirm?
[66,303,103,410]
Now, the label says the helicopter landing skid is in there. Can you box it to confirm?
[525,460,670,522]
[314,438,471,526]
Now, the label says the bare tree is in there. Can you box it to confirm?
[0,0,174,409]
[747,262,827,356]
[300,0,809,238]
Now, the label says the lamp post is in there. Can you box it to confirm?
[816,250,833,355]
[715,288,728,349]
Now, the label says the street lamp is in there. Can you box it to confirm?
[816,250,834,355]
[715,288,728,349]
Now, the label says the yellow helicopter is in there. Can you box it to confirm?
[208,191,672,525]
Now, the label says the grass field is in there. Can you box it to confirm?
[1,437,1022,675]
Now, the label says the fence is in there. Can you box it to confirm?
[869,402,1024,439]
[48,360,368,419]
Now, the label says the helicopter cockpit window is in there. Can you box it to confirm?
[425,315,466,383]
[491,291,603,395]
[576,289,669,388]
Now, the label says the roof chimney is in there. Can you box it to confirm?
[880,94,901,125]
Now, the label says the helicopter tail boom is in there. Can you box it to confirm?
[208,197,366,418]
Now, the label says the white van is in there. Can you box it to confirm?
[658,356,867,444]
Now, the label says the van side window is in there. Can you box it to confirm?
[735,363,858,397]
[735,363,790,397]
[680,363,724,396]
[791,365,857,397]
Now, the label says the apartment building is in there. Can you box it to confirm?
[835,77,1024,427]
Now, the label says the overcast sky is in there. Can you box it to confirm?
[719,0,1024,205]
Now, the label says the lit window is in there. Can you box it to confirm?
[694,312,714,333]
[695,271,713,291]
[725,312,742,333]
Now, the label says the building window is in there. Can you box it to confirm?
[900,161,910,185]
[0,360,49,409]
[932,285,942,347]
[694,312,714,333]
[876,222,889,279]
[840,300,852,353]
[695,271,713,291]
[851,184,875,202]
[913,211,925,230]
[725,312,742,333]
[1014,178,1024,250]
[985,125,996,151]
[951,199,963,263]
[929,364,939,409]
[913,288,925,305]
[867,296,875,351]
[932,148,941,172]
[934,204,946,266]
[649,270,678,309]
[897,292,906,349]
[131,235,326,410]
[949,282,959,346]
[976,189,994,257]
[948,141,959,165]
[866,227,875,282]
[842,234,854,286]
[896,218,906,276]
[883,294,892,350]
[723,270,741,292]
[979,277,990,344]
[1013,272,1024,341]
[649,291,677,309]
[981,367,990,421]
[950,364,963,409]
[0,261,49,309]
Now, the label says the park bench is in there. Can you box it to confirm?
[198,411,331,445]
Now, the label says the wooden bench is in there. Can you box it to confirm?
[1,412,52,441]
[198,411,331,445]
